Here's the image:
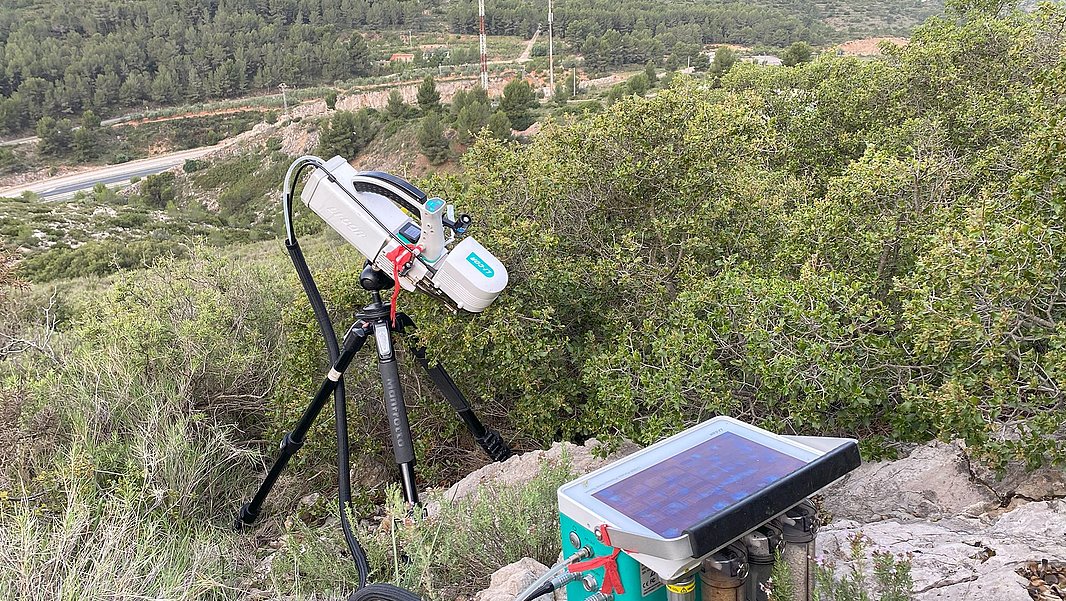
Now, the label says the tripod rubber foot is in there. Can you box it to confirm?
[476,428,513,462]
[234,502,259,531]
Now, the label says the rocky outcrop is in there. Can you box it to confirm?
[817,442,1066,601]
[820,441,1000,522]
[429,438,639,513]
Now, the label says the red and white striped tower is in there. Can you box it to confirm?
[548,0,554,96]
[478,0,488,89]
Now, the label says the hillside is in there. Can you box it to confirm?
[0,0,946,137]
[1,2,1064,600]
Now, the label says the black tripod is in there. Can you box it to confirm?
[235,262,511,528]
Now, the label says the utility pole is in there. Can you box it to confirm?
[478,0,488,89]
[547,0,554,96]
[573,66,577,97]
[278,82,289,116]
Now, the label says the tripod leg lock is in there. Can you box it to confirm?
[475,428,513,462]
[280,432,306,454]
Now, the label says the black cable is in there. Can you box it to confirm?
[285,162,370,588]
[347,583,423,601]
[515,582,554,601]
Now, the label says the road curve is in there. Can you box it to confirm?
[0,146,219,200]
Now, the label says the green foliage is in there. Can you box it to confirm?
[386,89,409,121]
[769,552,796,601]
[783,42,815,66]
[814,534,914,601]
[359,456,575,600]
[487,110,512,141]
[35,117,73,156]
[318,109,381,159]
[72,128,96,162]
[500,79,538,131]
[81,109,101,130]
[711,46,740,78]
[456,1,832,74]
[417,75,441,113]
[0,146,23,175]
[456,97,492,144]
[325,90,339,111]
[0,0,393,133]
[137,172,178,209]
[449,87,490,123]
[0,251,288,598]
[17,240,188,282]
[418,112,450,164]
[390,5,1066,467]
[645,61,659,86]
[627,72,650,96]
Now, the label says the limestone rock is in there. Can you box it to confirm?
[436,439,638,508]
[818,500,1066,601]
[821,441,998,522]
[973,460,1066,504]
[473,557,552,601]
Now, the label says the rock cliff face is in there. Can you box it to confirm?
[462,440,1066,601]
[819,441,1066,601]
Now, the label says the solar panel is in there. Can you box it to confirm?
[591,432,808,538]
[558,417,861,561]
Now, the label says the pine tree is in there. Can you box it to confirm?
[386,89,407,121]
[500,79,537,131]
[783,42,814,67]
[456,101,491,144]
[487,110,511,141]
[348,34,371,77]
[417,112,449,164]
[36,117,73,156]
[710,47,739,78]
[417,75,441,112]
[318,109,379,158]
[73,128,96,162]
[644,61,658,86]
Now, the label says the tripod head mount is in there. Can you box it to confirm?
[359,261,395,292]
[287,156,508,313]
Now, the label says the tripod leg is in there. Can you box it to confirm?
[394,313,512,462]
[371,315,420,505]
[235,321,370,530]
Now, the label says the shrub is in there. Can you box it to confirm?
[357,455,574,600]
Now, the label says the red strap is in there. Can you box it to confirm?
[384,244,422,328]
[569,548,625,596]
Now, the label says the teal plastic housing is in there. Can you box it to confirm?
[558,514,702,601]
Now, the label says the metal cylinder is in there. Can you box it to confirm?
[779,501,818,601]
[666,575,698,601]
[699,542,748,601]
[742,523,784,601]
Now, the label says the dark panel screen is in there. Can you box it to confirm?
[591,432,807,538]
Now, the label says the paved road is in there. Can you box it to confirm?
[0,146,219,200]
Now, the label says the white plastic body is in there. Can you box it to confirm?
[432,237,508,312]
[418,197,447,263]
[301,156,412,262]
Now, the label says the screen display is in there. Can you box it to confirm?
[591,431,807,538]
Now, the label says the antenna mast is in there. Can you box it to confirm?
[548,0,554,96]
[479,0,488,89]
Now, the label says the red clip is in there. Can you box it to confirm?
[384,244,422,327]
[569,547,625,596]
